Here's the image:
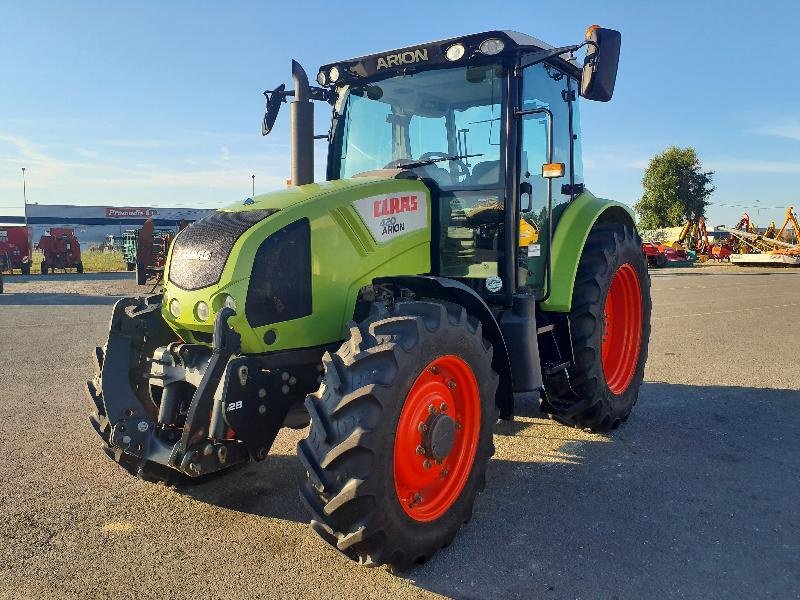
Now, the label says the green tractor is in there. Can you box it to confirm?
[88,27,650,570]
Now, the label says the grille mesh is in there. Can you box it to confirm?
[169,209,277,290]
[246,218,312,328]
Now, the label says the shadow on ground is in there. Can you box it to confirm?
[0,293,121,305]
[183,381,800,598]
[2,272,132,283]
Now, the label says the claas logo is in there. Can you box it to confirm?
[373,195,419,218]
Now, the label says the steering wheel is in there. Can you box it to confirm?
[418,152,471,181]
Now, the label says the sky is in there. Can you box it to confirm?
[1,0,799,227]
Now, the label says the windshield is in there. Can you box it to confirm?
[335,64,505,189]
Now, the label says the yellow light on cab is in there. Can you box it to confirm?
[541,163,565,178]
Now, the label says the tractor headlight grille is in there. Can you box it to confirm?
[246,218,311,328]
[169,209,278,291]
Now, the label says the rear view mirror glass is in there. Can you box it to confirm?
[580,27,621,102]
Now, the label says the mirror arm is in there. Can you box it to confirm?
[515,40,599,75]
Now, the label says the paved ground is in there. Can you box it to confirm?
[0,266,798,599]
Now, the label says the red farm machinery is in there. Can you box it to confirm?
[38,228,83,274]
[0,226,32,275]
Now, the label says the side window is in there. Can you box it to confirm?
[520,62,576,292]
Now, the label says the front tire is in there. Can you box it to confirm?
[297,300,498,570]
[543,222,651,431]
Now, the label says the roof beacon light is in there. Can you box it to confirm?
[479,38,505,56]
[316,71,327,86]
[585,24,601,39]
[329,66,340,83]
[445,43,466,61]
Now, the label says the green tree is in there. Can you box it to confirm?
[634,146,715,229]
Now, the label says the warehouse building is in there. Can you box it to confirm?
[0,204,216,248]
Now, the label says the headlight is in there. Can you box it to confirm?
[316,71,327,86]
[195,301,209,322]
[445,43,465,61]
[329,66,340,83]
[169,298,181,318]
[479,38,505,55]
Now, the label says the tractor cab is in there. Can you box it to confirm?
[264,28,621,303]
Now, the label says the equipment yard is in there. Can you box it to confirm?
[0,265,797,599]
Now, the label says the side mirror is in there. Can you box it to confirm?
[262,84,286,136]
[580,26,621,102]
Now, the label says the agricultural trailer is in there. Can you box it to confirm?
[38,227,82,274]
[0,226,32,275]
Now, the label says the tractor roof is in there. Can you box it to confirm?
[317,30,580,86]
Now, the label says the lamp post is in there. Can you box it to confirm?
[251,174,255,197]
[21,167,31,262]
[21,167,27,225]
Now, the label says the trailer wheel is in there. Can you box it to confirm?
[76,261,84,274]
[543,222,651,432]
[41,261,48,275]
[298,300,498,571]
[136,262,147,285]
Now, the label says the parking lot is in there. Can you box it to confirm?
[0,266,798,599]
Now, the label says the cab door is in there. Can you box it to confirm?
[517,62,580,298]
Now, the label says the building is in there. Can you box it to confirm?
[0,204,216,248]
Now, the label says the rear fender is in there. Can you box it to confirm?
[542,191,636,313]
[373,275,514,418]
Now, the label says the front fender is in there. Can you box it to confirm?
[541,191,636,313]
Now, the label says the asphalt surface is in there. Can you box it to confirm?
[0,266,798,599]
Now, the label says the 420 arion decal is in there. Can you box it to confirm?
[353,192,428,244]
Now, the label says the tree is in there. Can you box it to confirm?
[634,146,714,230]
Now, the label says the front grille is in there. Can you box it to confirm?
[246,218,312,328]
[169,209,277,290]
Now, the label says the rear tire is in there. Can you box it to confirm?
[297,300,498,571]
[542,222,651,432]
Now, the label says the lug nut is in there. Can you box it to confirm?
[439,402,448,412]
[416,445,425,455]
[258,388,267,399]
[258,404,266,415]
[203,443,213,456]
[423,459,432,469]
[441,468,448,478]
[217,446,228,464]
[430,366,440,375]
[428,405,436,414]
[417,422,428,433]
[447,379,456,389]
[121,435,131,445]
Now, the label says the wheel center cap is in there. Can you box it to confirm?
[423,413,456,462]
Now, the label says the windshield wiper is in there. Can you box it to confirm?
[399,153,484,169]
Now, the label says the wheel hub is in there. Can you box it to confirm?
[423,412,456,462]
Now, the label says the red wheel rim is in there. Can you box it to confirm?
[393,355,481,522]
[601,263,643,395]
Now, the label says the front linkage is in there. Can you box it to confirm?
[86,295,322,483]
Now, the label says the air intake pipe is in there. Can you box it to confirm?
[290,60,314,186]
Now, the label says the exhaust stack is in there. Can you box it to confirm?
[290,60,314,186]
